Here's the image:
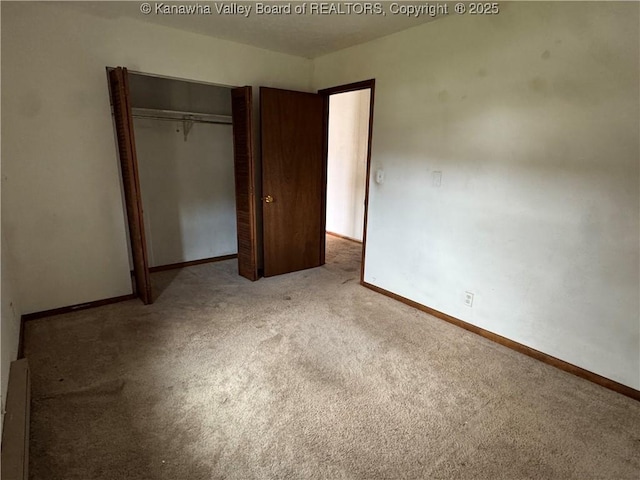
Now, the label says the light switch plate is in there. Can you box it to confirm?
[433,171,442,187]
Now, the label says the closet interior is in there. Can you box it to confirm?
[127,73,238,270]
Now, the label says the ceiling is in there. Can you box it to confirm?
[63,1,444,58]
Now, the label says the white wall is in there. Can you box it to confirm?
[326,90,370,241]
[2,1,639,391]
[135,119,237,266]
[1,2,312,314]
[314,2,640,389]
[0,2,22,440]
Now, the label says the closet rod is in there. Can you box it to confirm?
[131,107,232,124]
[131,114,232,125]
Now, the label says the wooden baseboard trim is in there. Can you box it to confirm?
[148,254,238,273]
[361,281,640,401]
[21,294,137,322]
[326,231,362,245]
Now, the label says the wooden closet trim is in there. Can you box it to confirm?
[231,86,259,281]
[108,66,153,304]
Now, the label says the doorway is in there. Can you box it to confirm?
[320,80,375,283]
[258,81,374,283]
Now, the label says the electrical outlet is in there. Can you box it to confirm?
[464,291,474,307]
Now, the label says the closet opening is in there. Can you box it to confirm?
[108,67,242,303]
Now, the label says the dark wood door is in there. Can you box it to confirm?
[231,86,259,281]
[108,67,153,304]
[260,87,327,277]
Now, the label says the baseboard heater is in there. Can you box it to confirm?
[1,358,30,480]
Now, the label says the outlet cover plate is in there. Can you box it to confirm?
[464,291,474,307]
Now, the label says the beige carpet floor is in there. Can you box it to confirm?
[25,236,640,479]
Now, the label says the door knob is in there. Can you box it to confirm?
[263,195,274,203]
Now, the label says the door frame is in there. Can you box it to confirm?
[318,79,375,285]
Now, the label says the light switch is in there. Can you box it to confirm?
[432,171,442,187]
[375,169,385,184]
